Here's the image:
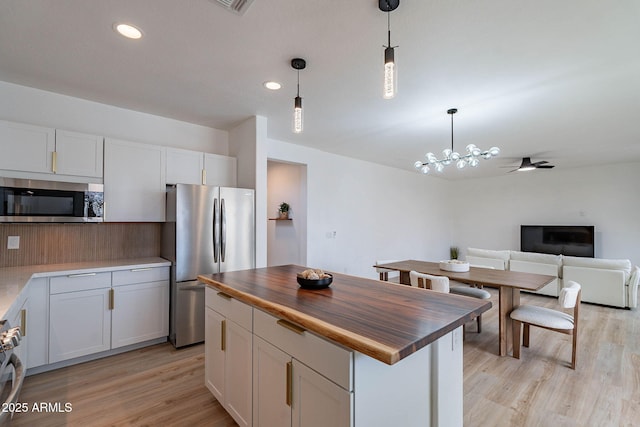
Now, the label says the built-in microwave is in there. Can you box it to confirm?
[0,178,103,223]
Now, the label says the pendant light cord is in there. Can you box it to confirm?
[387,9,391,47]
[451,112,454,151]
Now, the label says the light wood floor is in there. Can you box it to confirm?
[11,290,640,426]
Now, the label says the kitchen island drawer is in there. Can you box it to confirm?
[50,272,111,294]
[205,287,252,331]
[253,309,353,391]
[112,266,169,286]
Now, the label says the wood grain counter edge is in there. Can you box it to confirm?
[198,274,486,365]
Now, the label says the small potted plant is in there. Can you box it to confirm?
[278,202,290,219]
[450,246,459,260]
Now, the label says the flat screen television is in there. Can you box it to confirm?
[521,225,595,258]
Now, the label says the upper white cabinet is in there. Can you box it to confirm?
[104,138,166,222]
[54,129,103,178]
[0,120,103,180]
[0,120,55,174]
[166,147,204,185]
[166,147,237,187]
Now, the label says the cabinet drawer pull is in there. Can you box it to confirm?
[67,272,97,278]
[202,169,207,185]
[286,361,292,406]
[109,289,115,310]
[217,292,232,300]
[221,320,226,351]
[20,309,27,337]
[130,268,152,272]
[277,319,305,335]
[52,151,58,173]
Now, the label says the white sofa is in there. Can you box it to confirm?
[465,247,640,309]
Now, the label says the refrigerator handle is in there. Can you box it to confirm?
[221,198,227,263]
[213,197,219,263]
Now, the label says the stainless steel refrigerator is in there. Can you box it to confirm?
[162,184,255,348]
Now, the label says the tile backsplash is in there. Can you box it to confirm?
[0,223,162,268]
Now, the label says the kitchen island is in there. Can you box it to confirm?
[199,265,491,427]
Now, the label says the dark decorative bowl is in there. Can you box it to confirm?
[296,274,333,289]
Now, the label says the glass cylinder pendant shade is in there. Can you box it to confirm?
[293,96,303,133]
[383,47,396,99]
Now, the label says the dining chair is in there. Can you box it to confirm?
[510,281,581,369]
[409,271,449,293]
[375,260,400,282]
[449,284,491,333]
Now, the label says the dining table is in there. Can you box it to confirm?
[374,260,556,356]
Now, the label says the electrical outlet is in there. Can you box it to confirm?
[7,236,20,250]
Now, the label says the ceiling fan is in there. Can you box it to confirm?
[508,157,555,172]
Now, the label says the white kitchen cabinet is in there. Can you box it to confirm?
[0,119,55,174]
[252,309,353,427]
[253,336,291,427]
[111,267,169,349]
[205,306,225,402]
[165,147,236,187]
[54,129,103,178]
[165,147,204,185]
[205,289,252,427]
[0,120,104,180]
[253,336,351,427]
[292,360,352,427]
[48,272,112,363]
[25,277,49,369]
[204,153,237,187]
[48,266,170,364]
[104,138,166,222]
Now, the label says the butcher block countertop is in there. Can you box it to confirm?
[198,264,492,365]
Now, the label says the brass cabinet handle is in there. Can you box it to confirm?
[221,320,226,351]
[52,151,58,173]
[202,169,207,185]
[277,319,305,335]
[217,292,232,300]
[109,288,114,310]
[20,309,27,337]
[286,361,292,406]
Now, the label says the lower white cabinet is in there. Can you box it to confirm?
[25,277,49,369]
[205,290,253,427]
[291,360,352,427]
[48,266,169,364]
[49,287,111,363]
[111,267,170,349]
[252,337,351,427]
[205,287,353,427]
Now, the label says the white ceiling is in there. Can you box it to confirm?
[1,0,639,179]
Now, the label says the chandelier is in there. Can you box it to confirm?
[414,108,500,174]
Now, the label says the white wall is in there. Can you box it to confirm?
[449,162,640,267]
[228,115,268,268]
[0,81,228,154]
[267,139,453,279]
[267,161,307,267]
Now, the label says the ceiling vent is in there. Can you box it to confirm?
[211,0,256,15]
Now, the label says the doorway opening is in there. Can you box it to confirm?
[267,160,307,266]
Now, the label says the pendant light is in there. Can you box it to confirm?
[291,58,306,133]
[380,0,399,99]
[414,108,500,174]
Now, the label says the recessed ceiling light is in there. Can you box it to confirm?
[114,23,143,40]
[263,81,282,90]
